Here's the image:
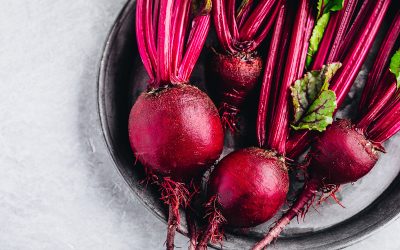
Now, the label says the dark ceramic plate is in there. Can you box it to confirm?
[98,1,400,249]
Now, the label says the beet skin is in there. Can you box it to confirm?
[210,51,263,129]
[208,147,289,228]
[128,84,224,181]
[310,119,379,184]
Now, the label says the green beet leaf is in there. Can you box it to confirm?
[291,90,336,132]
[306,0,344,68]
[306,12,330,68]
[291,63,341,131]
[389,50,400,88]
[192,0,212,15]
[323,0,344,14]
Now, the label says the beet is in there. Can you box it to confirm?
[252,120,381,250]
[286,0,390,159]
[253,2,395,249]
[210,51,263,130]
[133,1,221,248]
[129,84,224,181]
[210,0,280,131]
[195,3,295,248]
[208,148,289,228]
[310,119,379,184]
[253,4,400,247]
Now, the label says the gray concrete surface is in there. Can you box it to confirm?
[0,0,399,249]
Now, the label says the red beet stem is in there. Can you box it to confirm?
[298,3,314,75]
[336,0,374,60]
[212,0,235,53]
[267,5,294,131]
[236,0,253,28]
[156,0,174,84]
[249,0,281,51]
[311,11,341,70]
[145,0,157,73]
[286,131,317,159]
[371,72,399,113]
[359,11,400,113]
[326,0,359,62]
[153,0,160,32]
[227,0,239,39]
[286,0,391,159]
[357,76,397,132]
[267,0,310,155]
[136,0,156,84]
[256,2,287,148]
[252,179,320,250]
[178,14,211,81]
[170,0,191,82]
[332,0,391,108]
[239,0,277,41]
[367,98,400,143]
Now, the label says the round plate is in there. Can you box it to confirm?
[98,1,400,249]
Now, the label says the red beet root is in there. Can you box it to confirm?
[252,121,381,250]
[196,148,289,249]
[310,119,379,184]
[253,5,396,246]
[208,148,289,228]
[210,0,280,131]
[196,3,294,248]
[210,51,263,131]
[133,0,220,248]
[254,26,398,247]
[129,84,224,181]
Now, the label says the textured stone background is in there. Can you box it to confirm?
[0,0,399,249]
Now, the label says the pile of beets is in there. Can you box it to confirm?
[128,0,400,249]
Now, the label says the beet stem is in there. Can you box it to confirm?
[170,0,191,82]
[357,76,397,132]
[178,14,211,81]
[267,5,294,138]
[212,0,235,53]
[153,0,160,33]
[267,0,310,155]
[249,0,282,51]
[136,0,156,83]
[336,0,374,60]
[256,2,287,148]
[239,0,277,41]
[145,0,158,73]
[156,0,174,84]
[236,0,253,29]
[252,179,319,250]
[298,3,314,75]
[326,0,359,63]
[368,99,400,143]
[286,131,317,159]
[359,11,400,114]
[311,11,341,70]
[286,0,392,159]
[227,0,239,39]
[332,0,391,108]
